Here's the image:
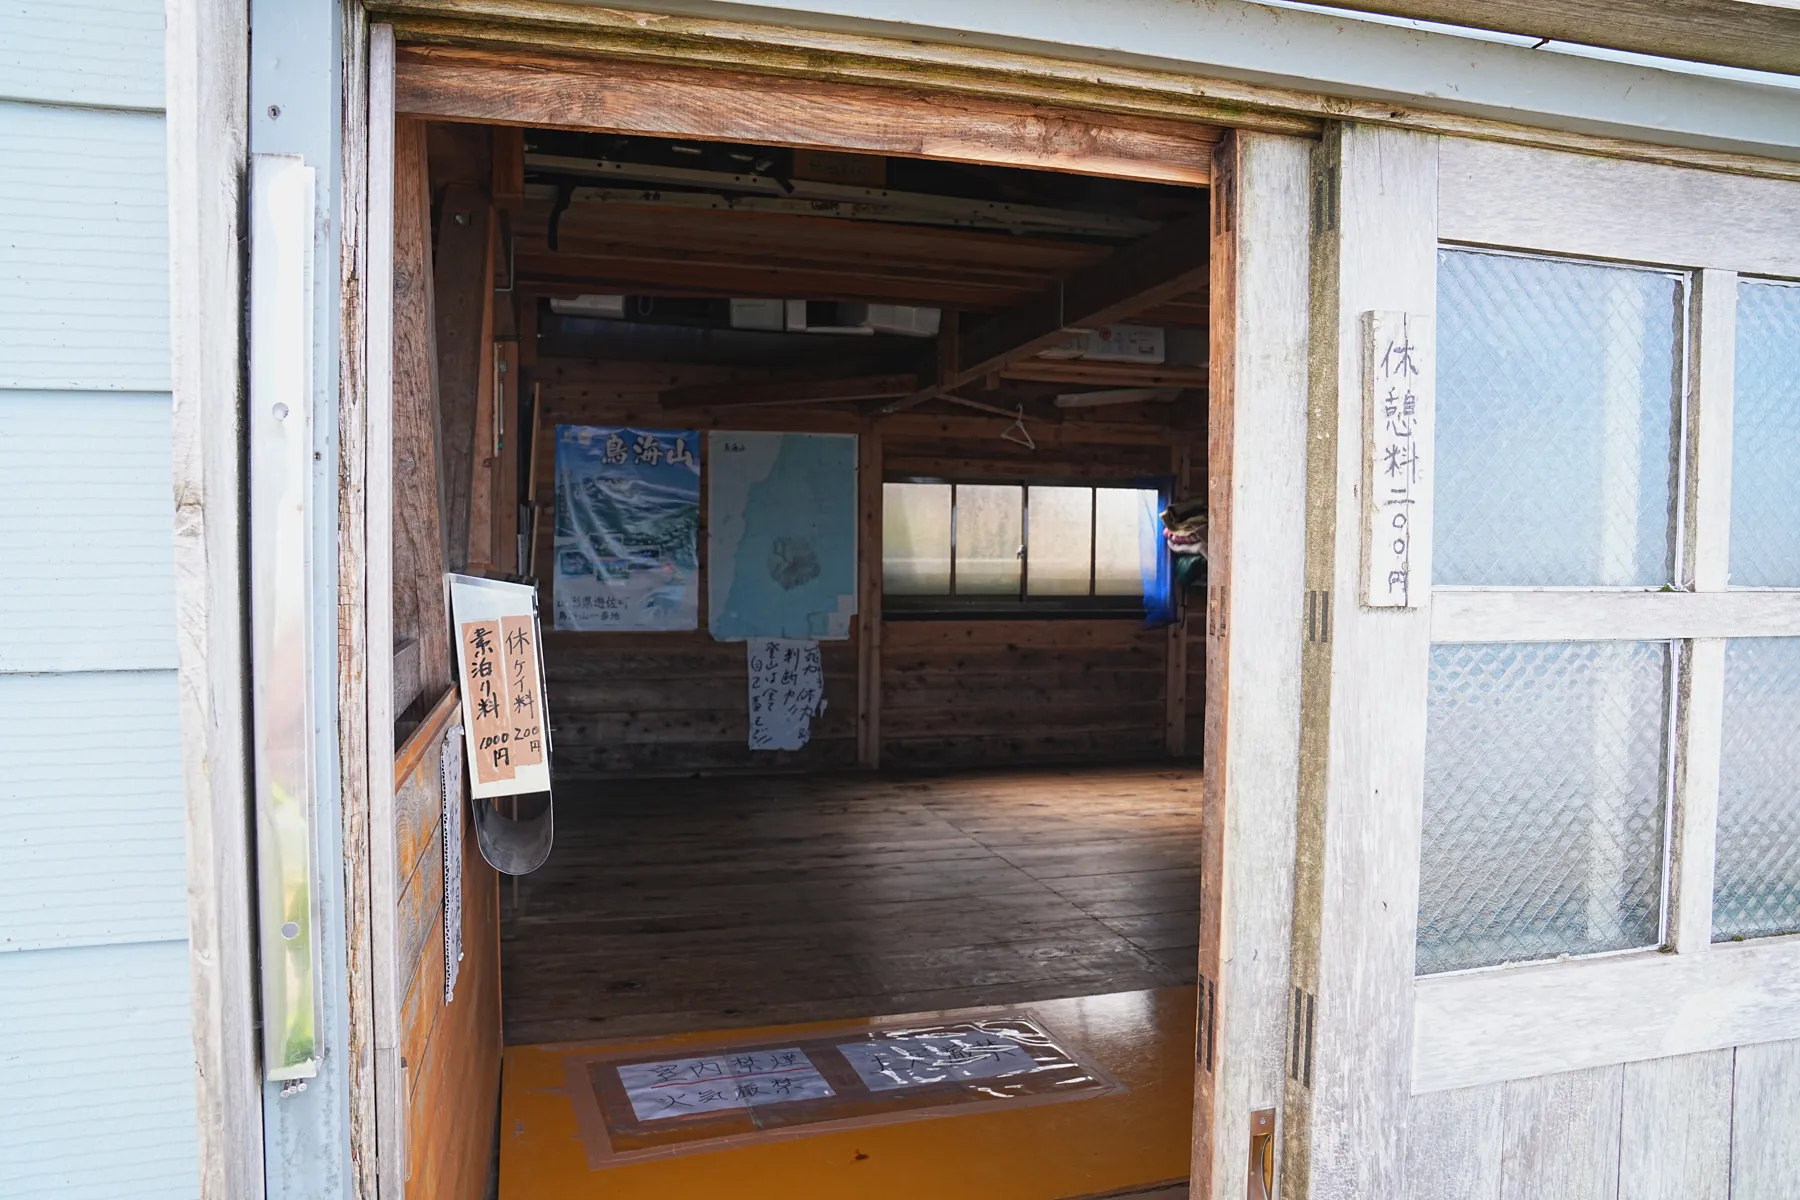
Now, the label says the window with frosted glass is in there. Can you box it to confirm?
[881,482,1163,609]
[1729,280,1800,587]
[1434,249,1684,587]
[1418,641,1672,974]
[1712,638,1800,941]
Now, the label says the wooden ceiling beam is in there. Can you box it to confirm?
[657,372,918,410]
[880,209,1213,413]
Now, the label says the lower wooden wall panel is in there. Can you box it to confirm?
[1730,1037,1800,1199]
[545,630,859,777]
[1400,1038,1800,1200]
[394,719,502,1200]
[881,619,1166,768]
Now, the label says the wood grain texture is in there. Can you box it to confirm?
[1283,123,1439,1200]
[1440,138,1800,276]
[1617,1050,1732,1200]
[402,780,502,1200]
[1498,1066,1623,1200]
[432,182,491,571]
[374,0,1800,184]
[1192,130,1313,1200]
[391,118,452,724]
[1729,1037,1800,1200]
[500,765,1200,1043]
[1412,937,1800,1093]
[1401,1085,1503,1200]
[856,429,882,768]
[394,44,1217,185]
[1430,588,1800,643]
[339,12,377,1197]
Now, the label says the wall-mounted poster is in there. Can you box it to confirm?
[554,425,701,630]
[707,432,858,641]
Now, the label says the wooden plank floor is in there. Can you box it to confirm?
[501,765,1203,1045]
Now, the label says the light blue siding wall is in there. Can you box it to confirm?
[0,3,199,1197]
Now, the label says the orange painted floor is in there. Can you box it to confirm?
[500,986,1195,1199]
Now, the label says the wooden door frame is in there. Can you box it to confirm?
[346,18,1311,1199]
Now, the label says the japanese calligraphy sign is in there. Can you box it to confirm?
[837,1032,1038,1091]
[747,638,826,751]
[554,425,701,631]
[1361,311,1434,609]
[449,574,553,799]
[616,1049,834,1122]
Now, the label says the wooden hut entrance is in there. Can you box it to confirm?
[359,26,1288,1200]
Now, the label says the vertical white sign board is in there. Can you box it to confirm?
[1361,311,1434,609]
[448,574,553,798]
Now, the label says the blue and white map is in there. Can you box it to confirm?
[707,432,858,641]
[553,425,701,631]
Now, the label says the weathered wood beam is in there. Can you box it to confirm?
[432,183,493,572]
[881,210,1212,413]
[659,373,918,411]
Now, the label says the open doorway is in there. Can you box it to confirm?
[373,46,1224,1199]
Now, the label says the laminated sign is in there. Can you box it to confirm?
[449,574,552,798]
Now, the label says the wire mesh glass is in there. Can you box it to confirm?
[1712,638,1800,941]
[1729,280,1800,587]
[1418,641,1672,975]
[881,483,951,595]
[1434,249,1684,587]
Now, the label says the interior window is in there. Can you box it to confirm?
[883,480,1161,614]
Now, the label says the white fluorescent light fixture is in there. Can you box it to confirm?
[249,153,323,1081]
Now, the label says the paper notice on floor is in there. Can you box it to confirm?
[747,638,826,751]
[838,1033,1038,1091]
[617,1048,834,1121]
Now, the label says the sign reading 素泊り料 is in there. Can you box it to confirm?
[1361,311,1434,609]
[448,573,551,798]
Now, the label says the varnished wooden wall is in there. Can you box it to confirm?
[394,693,502,1200]
[532,354,1203,777]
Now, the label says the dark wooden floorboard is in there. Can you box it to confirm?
[501,764,1203,1044]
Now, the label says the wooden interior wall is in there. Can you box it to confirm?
[394,691,502,1200]
[531,354,1205,777]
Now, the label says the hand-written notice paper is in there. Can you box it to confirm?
[1362,311,1434,609]
[460,614,549,784]
[500,615,545,769]
[747,638,825,752]
[617,1048,835,1122]
[460,619,515,784]
[837,1033,1037,1092]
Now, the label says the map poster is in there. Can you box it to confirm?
[554,425,701,631]
[707,432,858,641]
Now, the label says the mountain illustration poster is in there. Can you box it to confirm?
[707,431,858,641]
[552,425,702,631]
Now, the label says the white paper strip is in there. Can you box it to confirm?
[1362,310,1434,609]
[440,725,465,1004]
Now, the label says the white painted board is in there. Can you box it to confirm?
[448,573,552,798]
[1361,310,1433,608]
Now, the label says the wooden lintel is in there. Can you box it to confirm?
[660,373,918,411]
[883,209,1213,412]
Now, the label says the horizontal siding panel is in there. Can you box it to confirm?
[0,101,168,390]
[0,671,185,951]
[0,391,176,671]
[0,1,164,109]
[0,940,198,1198]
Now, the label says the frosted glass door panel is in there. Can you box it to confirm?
[1713,637,1800,941]
[1435,250,1683,587]
[1729,280,1800,587]
[954,484,1022,595]
[1419,641,1672,974]
[882,483,951,594]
